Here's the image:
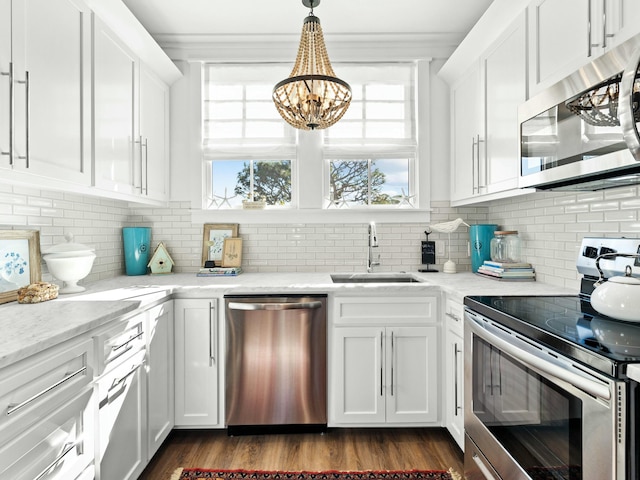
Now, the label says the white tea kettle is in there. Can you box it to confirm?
[591,252,640,322]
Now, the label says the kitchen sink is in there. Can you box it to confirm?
[330,273,424,283]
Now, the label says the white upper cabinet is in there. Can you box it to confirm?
[93,17,138,197]
[447,11,529,205]
[529,0,640,95]
[1,0,92,185]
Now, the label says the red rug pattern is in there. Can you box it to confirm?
[174,469,460,480]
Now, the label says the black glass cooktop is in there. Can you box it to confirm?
[464,295,640,378]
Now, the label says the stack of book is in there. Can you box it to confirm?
[477,261,535,281]
[197,266,243,277]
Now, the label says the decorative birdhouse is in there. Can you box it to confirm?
[147,242,175,275]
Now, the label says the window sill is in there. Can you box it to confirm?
[191,208,432,224]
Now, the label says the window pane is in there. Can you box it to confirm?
[207,101,243,120]
[210,161,246,208]
[366,84,405,101]
[246,85,273,100]
[206,121,243,139]
[330,160,369,205]
[246,102,280,120]
[245,121,286,138]
[210,160,292,208]
[209,85,243,100]
[367,102,404,120]
[366,121,406,139]
[371,159,410,205]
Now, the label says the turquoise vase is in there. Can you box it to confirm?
[469,224,498,273]
[123,227,151,275]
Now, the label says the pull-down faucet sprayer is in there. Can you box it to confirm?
[367,222,380,273]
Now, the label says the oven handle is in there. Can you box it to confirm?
[467,315,611,401]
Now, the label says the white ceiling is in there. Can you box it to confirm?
[121,0,494,39]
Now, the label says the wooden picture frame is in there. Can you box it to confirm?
[221,238,243,268]
[202,223,238,266]
[0,230,42,304]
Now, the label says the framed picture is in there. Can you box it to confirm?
[221,238,243,268]
[202,223,238,266]
[0,230,42,304]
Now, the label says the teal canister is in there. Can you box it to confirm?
[469,224,498,272]
[122,227,151,275]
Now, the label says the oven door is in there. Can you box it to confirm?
[464,309,625,480]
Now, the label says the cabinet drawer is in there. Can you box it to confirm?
[333,296,437,325]
[94,313,146,375]
[0,338,93,438]
[445,298,464,336]
[0,388,94,480]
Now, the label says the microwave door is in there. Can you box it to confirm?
[619,45,640,161]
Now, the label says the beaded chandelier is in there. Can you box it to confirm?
[273,0,352,130]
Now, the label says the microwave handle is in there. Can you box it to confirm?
[619,45,640,161]
[467,314,611,401]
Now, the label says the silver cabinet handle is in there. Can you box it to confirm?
[34,441,79,480]
[99,361,142,408]
[143,137,148,195]
[15,71,29,167]
[588,0,595,56]
[7,366,87,415]
[0,62,12,164]
[390,331,394,397]
[380,330,384,397]
[445,311,461,322]
[113,330,143,352]
[228,301,322,311]
[209,302,216,366]
[454,342,461,415]
[471,136,476,193]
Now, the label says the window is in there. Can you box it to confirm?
[324,63,417,208]
[202,62,418,210]
[202,64,295,208]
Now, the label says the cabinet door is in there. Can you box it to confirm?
[528,0,591,95]
[482,12,526,193]
[450,64,482,202]
[385,326,438,424]
[93,17,137,195]
[445,326,464,450]
[99,356,147,480]
[139,65,169,201]
[174,299,220,427]
[331,327,385,425]
[606,0,640,48]
[147,301,174,458]
[10,0,92,183]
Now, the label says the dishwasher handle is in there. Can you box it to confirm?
[228,300,323,311]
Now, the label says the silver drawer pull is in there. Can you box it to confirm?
[112,331,143,351]
[7,366,87,416]
[99,362,143,408]
[446,311,461,322]
[33,441,78,480]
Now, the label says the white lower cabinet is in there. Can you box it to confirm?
[96,300,174,480]
[174,298,221,427]
[147,301,175,458]
[329,296,439,427]
[443,297,465,450]
[0,337,95,480]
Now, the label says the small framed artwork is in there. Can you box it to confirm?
[0,230,42,304]
[202,223,238,266]
[221,238,243,268]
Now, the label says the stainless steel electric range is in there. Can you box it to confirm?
[463,237,640,480]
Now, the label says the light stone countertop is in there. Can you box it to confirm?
[0,271,575,370]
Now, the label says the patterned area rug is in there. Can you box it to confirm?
[171,469,463,480]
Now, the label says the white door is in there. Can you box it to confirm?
[93,17,138,195]
[139,65,169,201]
[450,64,482,202]
[10,0,92,184]
[174,299,220,427]
[385,326,438,424]
[331,327,385,425]
[482,12,526,193]
[147,302,174,458]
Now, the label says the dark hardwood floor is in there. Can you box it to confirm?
[139,427,464,479]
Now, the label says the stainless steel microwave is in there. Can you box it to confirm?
[519,34,640,191]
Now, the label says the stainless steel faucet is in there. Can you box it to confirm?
[367,222,380,273]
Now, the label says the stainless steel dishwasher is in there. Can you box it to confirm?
[224,294,327,434]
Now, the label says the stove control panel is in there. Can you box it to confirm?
[577,237,640,278]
